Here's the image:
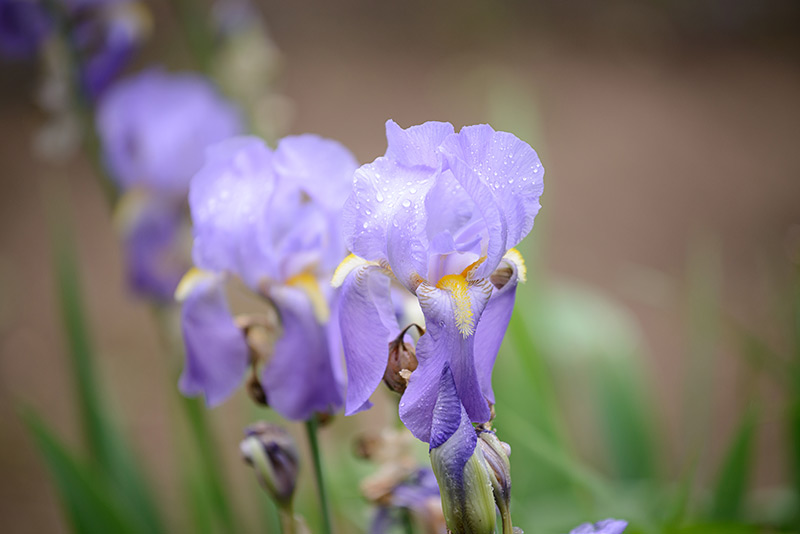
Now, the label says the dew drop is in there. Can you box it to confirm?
[376,192,384,202]
[362,221,369,229]
[402,199,411,208]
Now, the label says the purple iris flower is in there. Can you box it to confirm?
[334,120,544,442]
[178,134,357,420]
[570,519,628,534]
[97,68,243,301]
[0,0,51,59]
[97,68,242,195]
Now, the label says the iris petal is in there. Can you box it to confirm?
[178,271,249,407]
[400,280,493,441]
[190,136,277,286]
[338,263,399,414]
[385,119,454,168]
[263,284,344,421]
[440,124,544,279]
[273,134,358,212]
[474,251,525,404]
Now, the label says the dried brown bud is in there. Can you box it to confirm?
[383,324,423,394]
[384,339,418,394]
[247,373,269,406]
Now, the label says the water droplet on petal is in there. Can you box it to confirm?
[376,192,384,202]
[402,199,411,208]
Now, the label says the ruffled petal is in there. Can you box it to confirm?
[177,270,249,407]
[189,136,277,286]
[262,284,343,421]
[400,280,493,441]
[342,156,434,288]
[385,119,454,168]
[337,261,399,415]
[473,251,524,404]
[273,134,358,212]
[439,124,544,279]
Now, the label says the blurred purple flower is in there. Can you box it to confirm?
[115,193,188,301]
[570,519,628,534]
[178,135,357,420]
[97,68,243,195]
[0,0,51,58]
[97,68,242,301]
[71,1,150,98]
[1,0,147,97]
[334,120,544,442]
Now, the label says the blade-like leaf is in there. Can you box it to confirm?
[22,409,138,534]
[43,182,164,533]
[710,403,758,521]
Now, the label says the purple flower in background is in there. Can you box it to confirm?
[72,0,150,98]
[570,519,628,534]
[178,135,357,420]
[97,68,243,301]
[98,68,242,195]
[334,120,544,442]
[0,0,147,97]
[0,0,51,58]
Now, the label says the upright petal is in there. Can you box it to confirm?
[178,270,249,407]
[440,124,544,279]
[337,261,400,415]
[262,285,343,421]
[473,251,525,404]
[400,280,493,441]
[273,134,358,212]
[342,156,434,288]
[189,136,277,285]
[385,120,454,168]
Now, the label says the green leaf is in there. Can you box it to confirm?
[21,409,139,534]
[710,404,758,521]
[43,183,164,533]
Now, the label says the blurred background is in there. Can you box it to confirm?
[1,0,800,532]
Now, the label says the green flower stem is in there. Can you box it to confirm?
[305,415,333,534]
[277,504,296,534]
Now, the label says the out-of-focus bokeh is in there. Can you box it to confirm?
[2,0,800,532]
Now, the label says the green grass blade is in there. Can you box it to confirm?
[44,183,165,533]
[21,409,139,534]
[710,403,758,521]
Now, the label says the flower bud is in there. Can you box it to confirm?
[477,430,512,512]
[430,440,496,534]
[428,365,495,534]
[240,422,299,508]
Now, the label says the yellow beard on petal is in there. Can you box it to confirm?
[434,256,487,338]
[286,272,330,323]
